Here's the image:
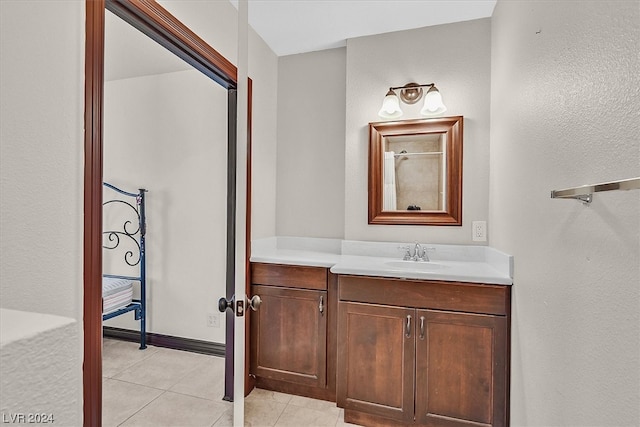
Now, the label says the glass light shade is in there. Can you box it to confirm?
[378,90,403,119]
[420,87,447,115]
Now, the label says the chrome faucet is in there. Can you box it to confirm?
[414,242,429,262]
[398,242,430,262]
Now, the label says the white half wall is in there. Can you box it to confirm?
[490,1,640,425]
[276,48,346,238]
[0,309,78,425]
[344,18,492,244]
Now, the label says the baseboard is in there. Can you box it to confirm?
[103,326,225,357]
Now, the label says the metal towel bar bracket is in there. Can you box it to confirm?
[550,177,640,204]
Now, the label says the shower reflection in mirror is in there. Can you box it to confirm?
[383,133,446,212]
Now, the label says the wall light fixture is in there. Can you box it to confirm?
[378,82,447,119]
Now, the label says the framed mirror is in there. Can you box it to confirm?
[368,116,463,225]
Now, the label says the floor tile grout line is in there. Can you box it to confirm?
[209,405,231,427]
[103,344,162,379]
[105,374,229,404]
[270,401,288,427]
[108,346,217,393]
[105,376,170,394]
[105,338,349,427]
[115,389,168,427]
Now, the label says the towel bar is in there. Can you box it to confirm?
[550,177,640,204]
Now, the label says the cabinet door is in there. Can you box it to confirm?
[415,310,507,427]
[250,285,327,387]
[337,302,415,423]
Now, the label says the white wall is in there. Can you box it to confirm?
[103,1,278,342]
[159,0,279,240]
[490,1,639,425]
[344,19,492,243]
[276,48,346,238]
[103,69,228,343]
[0,1,83,424]
[1,0,277,421]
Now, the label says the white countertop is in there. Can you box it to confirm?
[251,237,513,285]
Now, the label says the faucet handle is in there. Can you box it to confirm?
[397,245,413,260]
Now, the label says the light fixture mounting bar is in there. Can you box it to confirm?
[378,82,446,118]
[389,83,434,91]
[389,83,437,105]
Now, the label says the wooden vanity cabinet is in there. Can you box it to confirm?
[250,262,337,401]
[337,275,510,427]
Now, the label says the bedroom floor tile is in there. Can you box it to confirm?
[112,347,212,390]
[103,339,354,426]
[102,378,163,427]
[102,339,160,378]
[119,391,230,427]
[169,355,226,401]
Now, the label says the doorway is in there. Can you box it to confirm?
[83,1,251,425]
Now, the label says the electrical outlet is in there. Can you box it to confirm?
[207,312,220,328]
[472,221,487,242]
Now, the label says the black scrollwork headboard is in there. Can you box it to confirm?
[102,182,147,274]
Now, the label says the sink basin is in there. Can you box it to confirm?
[384,261,447,272]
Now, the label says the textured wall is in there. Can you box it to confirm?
[276,48,346,238]
[0,1,83,318]
[345,19,491,243]
[490,1,640,425]
[0,1,83,421]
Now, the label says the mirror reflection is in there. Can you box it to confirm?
[383,133,446,212]
[369,116,463,226]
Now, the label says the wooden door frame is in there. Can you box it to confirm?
[84,1,252,424]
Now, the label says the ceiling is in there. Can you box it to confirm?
[230,0,497,57]
[105,0,496,81]
[105,11,193,81]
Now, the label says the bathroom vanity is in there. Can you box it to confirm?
[249,262,338,401]
[249,237,513,427]
[336,275,509,427]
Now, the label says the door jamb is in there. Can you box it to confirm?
[84,1,251,424]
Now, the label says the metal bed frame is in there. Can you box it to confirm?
[102,182,147,349]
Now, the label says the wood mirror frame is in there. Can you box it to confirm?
[368,116,463,226]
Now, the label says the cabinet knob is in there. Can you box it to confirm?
[319,295,324,315]
[419,316,425,340]
[247,295,262,311]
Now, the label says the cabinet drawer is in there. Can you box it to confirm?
[251,263,328,290]
[339,275,509,316]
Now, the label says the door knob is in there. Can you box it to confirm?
[247,295,261,311]
[218,296,235,313]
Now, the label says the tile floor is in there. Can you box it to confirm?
[103,338,357,427]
